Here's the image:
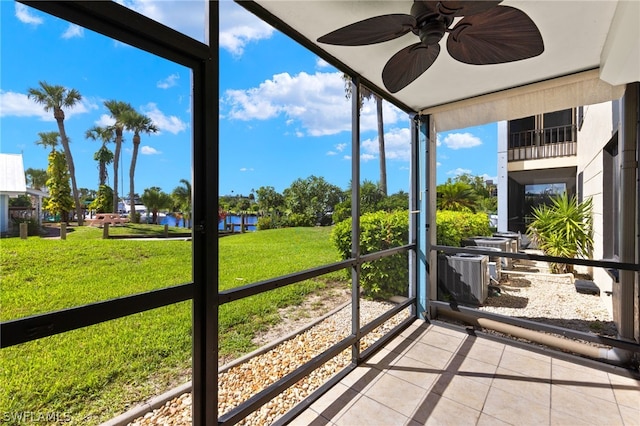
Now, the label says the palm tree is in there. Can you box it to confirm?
[28,81,84,224]
[85,126,115,187]
[436,181,478,212]
[103,100,135,213]
[343,75,387,195]
[35,131,60,153]
[124,110,158,222]
[172,179,192,228]
[140,186,173,225]
[25,168,48,190]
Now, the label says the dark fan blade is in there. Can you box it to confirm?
[382,43,440,93]
[436,1,502,17]
[317,14,416,46]
[446,6,544,65]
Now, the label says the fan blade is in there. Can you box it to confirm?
[447,6,544,65]
[317,14,416,46]
[382,43,440,93]
[436,1,502,17]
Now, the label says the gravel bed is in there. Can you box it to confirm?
[480,264,616,336]
[128,300,409,426]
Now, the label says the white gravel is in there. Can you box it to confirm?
[128,300,409,426]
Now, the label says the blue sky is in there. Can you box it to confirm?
[1,1,497,198]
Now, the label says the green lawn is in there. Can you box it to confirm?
[0,225,343,424]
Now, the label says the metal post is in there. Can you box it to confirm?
[192,1,219,424]
[350,76,361,363]
[426,117,438,315]
[416,116,430,318]
[408,115,419,317]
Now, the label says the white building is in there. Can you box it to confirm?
[0,154,27,234]
[497,87,638,341]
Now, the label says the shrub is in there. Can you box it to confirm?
[11,218,41,236]
[331,210,409,299]
[527,193,593,273]
[436,210,491,246]
[287,212,315,227]
[257,216,277,230]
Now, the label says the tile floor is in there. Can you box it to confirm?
[289,320,640,425]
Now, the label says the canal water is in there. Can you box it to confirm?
[160,214,257,232]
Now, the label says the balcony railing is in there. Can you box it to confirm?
[508,124,577,161]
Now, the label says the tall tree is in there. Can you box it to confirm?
[43,149,73,224]
[124,110,158,222]
[25,168,48,190]
[103,100,135,213]
[283,175,345,225]
[85,126,115,187]
[140,186,173,225]
[256,186,285,214]
[172,179,192,228]
[28,81,84,225]
[343,76,387,195]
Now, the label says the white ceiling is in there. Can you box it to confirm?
[249,1,639,116]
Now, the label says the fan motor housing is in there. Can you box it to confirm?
[411,2,454,45]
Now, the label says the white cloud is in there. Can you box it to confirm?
[362,127,411,162]
[118,0,207,41]
[447,168,472,176]
[0,91,48,120]
[223,71,404,137]
[480,173,498,183]
[436,162,442,167]
[327,142,348,156]
[95,114,115,127]
[442,132,482,150]
[0,90,97,120]
[141,146,161,155]
[219,1,274,56]
[361,153,376,162]
[61,24,84,39]
[157,73,180,89]
[316,58,332,69]
[140,102,187,134]
[15,4,42,25]
[240,167,254,172]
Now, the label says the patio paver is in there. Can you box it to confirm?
[293,320,640,425]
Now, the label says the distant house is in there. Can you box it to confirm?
[0,154,27,234]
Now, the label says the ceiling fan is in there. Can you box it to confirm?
[317,1,544,93]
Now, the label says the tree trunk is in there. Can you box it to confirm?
[55,107,84,225]
[376,96,387,196]
[99,160,107,187]
[113,127,122,214]
[130,135,140,223]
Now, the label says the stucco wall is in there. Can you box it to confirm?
[575,101,616,314]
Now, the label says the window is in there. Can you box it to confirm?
[508,116,535,148]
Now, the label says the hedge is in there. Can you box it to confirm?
[436,210,491,247]
[331,210,409,299]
